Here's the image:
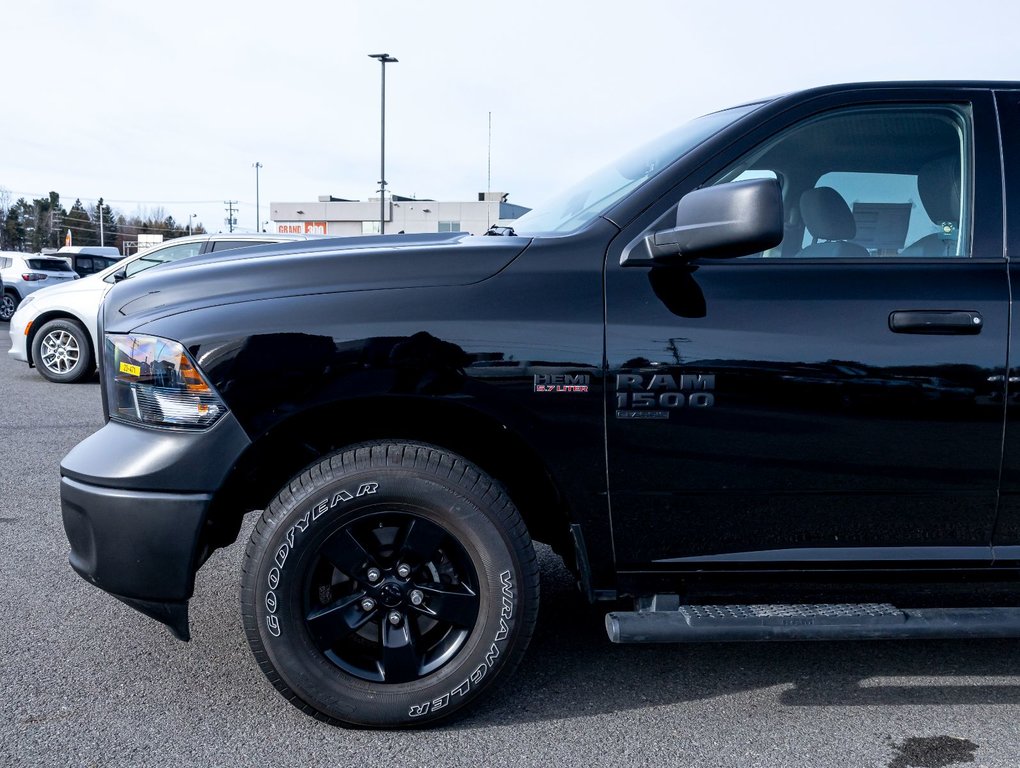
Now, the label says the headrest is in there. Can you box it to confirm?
[917,155,961,225]
[800,187,856,241]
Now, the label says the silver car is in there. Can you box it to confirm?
[0,252,80,321]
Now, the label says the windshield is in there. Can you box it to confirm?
[512,104,761,235]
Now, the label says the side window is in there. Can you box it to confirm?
[124,242,204,278]
[713,105,971,258]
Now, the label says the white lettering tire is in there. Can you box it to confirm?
[240,441,539,728]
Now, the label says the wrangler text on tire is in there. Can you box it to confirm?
[240,441,540,728]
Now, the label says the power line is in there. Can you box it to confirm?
[5,191,229,205]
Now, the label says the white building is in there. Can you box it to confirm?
[270,192,530,237]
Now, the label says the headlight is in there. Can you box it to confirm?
[104,334,226,429]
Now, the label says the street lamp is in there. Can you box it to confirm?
[253,162,263,232]
[188,213,197,236]
[368,53,397,234]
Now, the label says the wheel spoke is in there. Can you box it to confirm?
[416,585,478,627]
[40,330,81,374]
[319,529,379,580]
[398,518,447,565]
[380,620,422,683]
[306,592,372,645]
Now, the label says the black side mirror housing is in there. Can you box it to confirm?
[622,178,784,266]
[113,267,128,283]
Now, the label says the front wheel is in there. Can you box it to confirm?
[32,318,95,383]
[241,441,539,728]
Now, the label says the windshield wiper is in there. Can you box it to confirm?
[484,225,516,237]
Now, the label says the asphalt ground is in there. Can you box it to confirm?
[3,323,1020,768]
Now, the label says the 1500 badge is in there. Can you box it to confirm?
[615,373,715,419]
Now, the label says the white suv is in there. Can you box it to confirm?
[1,252,80,321]
[8,233,323,383]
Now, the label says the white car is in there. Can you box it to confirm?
[8,233,323,383]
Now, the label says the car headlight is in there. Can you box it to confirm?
[104,334,226,429]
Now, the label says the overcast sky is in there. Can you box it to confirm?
[4,0,1019,235]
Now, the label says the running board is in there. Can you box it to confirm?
[605,602,1020,643]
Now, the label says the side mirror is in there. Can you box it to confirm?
[622,178,784,266]
[113,267,128,283]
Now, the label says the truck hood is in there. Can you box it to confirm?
[103,232,532,332]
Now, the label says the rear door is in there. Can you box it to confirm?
[605,87,1007,571]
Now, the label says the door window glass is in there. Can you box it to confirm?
[712,106,971,258]
[124,241,204,278]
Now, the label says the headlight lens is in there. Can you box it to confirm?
[104,334,226,429]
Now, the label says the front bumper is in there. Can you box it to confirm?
[7,308,30,363]
[61,477,211,639]
[60,415,251,640]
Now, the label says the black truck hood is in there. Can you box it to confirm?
[104,232,532,332]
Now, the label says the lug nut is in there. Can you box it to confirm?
[396,564,412,579]
[409,589,424,606]
[366,568,381,583]
[388,611,402,626]
[360,598,376,612]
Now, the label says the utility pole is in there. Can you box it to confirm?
[224,200,238,233]
[253,162,263,232]
[368,53,398,234]
[98,197,105,247]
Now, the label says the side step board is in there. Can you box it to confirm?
[606,602,1020,644]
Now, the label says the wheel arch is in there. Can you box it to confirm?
[205,396,577,568]
[25,309,95,367]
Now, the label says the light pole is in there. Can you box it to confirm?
[253,162,263,232]
[188,213,197,236]
[368,53,397,234]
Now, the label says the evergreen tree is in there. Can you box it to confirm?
[2,198,27,250]
[95,197,118,248]
[39,192,67,250]
[64,198,96,247]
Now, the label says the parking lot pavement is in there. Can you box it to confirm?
[4,322,1020,768]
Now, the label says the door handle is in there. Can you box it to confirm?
[889,310,983,335]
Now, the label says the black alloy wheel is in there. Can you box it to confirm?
[242,441,539,728]
[304,510,479,684]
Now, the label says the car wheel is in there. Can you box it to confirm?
[0,292,18,322]
[31,319,95,383]
[241,441,539,728]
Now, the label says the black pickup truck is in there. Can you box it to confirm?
[61,82,1020,727]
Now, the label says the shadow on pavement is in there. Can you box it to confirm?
[465,548,1020,726]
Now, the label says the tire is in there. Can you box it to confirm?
[31,318,95,383]
[0,291,18,322]
[241,441,539,728]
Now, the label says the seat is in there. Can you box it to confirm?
[901,156,961,257]
[795,187,871,258]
